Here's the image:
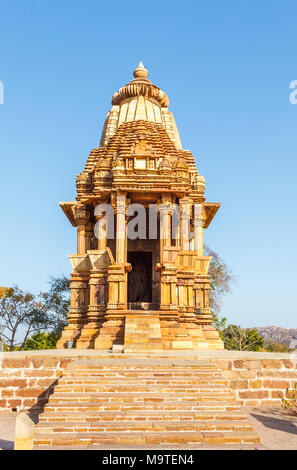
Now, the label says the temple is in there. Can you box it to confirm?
[57,63,224,351]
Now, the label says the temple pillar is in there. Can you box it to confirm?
[72,204,90,255]
[180,198,192,251]
[94,260,128,350]
[96,213,108,251]
[159,195,172,263]
[76,257,109,349]
[115,194,127,263]
[57,204,91,349]
[159,266,177,311]
[56,271,90,349]
[194,203,203,256]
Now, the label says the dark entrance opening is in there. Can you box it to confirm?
[127,251,152,303]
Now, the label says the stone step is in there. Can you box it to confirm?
[34,443,260,450]
[39,410,248,423]
[64,364,219,370]
[33,360,259,448]
[54,384,230,393]
[44,401,241,412]
[63,366,220,372]
[62,372,222,379]
[34,430,260,447]
[48,393,235,404]
[59,377,227,385]
[35,420,254,433]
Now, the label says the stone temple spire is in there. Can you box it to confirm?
[58,61,224,354]
[100,63,182,149]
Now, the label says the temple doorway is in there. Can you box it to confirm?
[127,251,152,304]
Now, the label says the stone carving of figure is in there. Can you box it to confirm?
[95,284,101,305]
[73,290,80,307]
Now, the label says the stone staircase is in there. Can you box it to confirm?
[124,314,163,353]
[33,358,260,449]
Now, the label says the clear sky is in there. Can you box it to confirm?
[0,0,296,328]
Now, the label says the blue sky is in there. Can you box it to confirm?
[0,0,296,328]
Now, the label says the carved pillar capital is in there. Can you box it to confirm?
[112,193,127,215]
[179,198,192,220]
[193,203,203,225]
[72,204,90,225]
[72,205,91,255]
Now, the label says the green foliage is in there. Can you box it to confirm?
[223,324,264,351]
[264,340,294,353]
[23,331,60,350]
[211,312,227,339]
[280,383,297,416]
[0,337,9,352]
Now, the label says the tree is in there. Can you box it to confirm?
[39,275,70,334]
[211,313,227,339]
[0,286,54,351]
[23,331,60,350]
[204,246,234,332]
[205,246,234,312]
[223,324,264,351]
[0,276,70,351]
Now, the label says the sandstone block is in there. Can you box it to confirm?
[233,360,244,369]
[245,360,263,370]
[271,390,284,399]
[15,388,44,398]
[238,370,256,379]
[250,380,262,389]
[230,380,249,390]
[239,390,269,399]
[262,360,282,369]
[263,380,290,389]
[1,390,15,398]
[0,379,27,388]
[2,359,30,369]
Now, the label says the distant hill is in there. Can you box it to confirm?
[253,326,297,349]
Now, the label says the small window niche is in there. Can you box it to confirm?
[134,158,146,169]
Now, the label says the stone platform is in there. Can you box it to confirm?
[1,350,297,414]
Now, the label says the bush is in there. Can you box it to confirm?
[264,340,294,353]
[223,324,264,351]
[280,383,297,416]
[23,331,60,350]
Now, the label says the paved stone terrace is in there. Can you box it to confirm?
[1,349,297,358]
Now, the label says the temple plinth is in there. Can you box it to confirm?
[57,63,224,351]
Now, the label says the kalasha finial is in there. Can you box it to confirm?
[133,61,149,79]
